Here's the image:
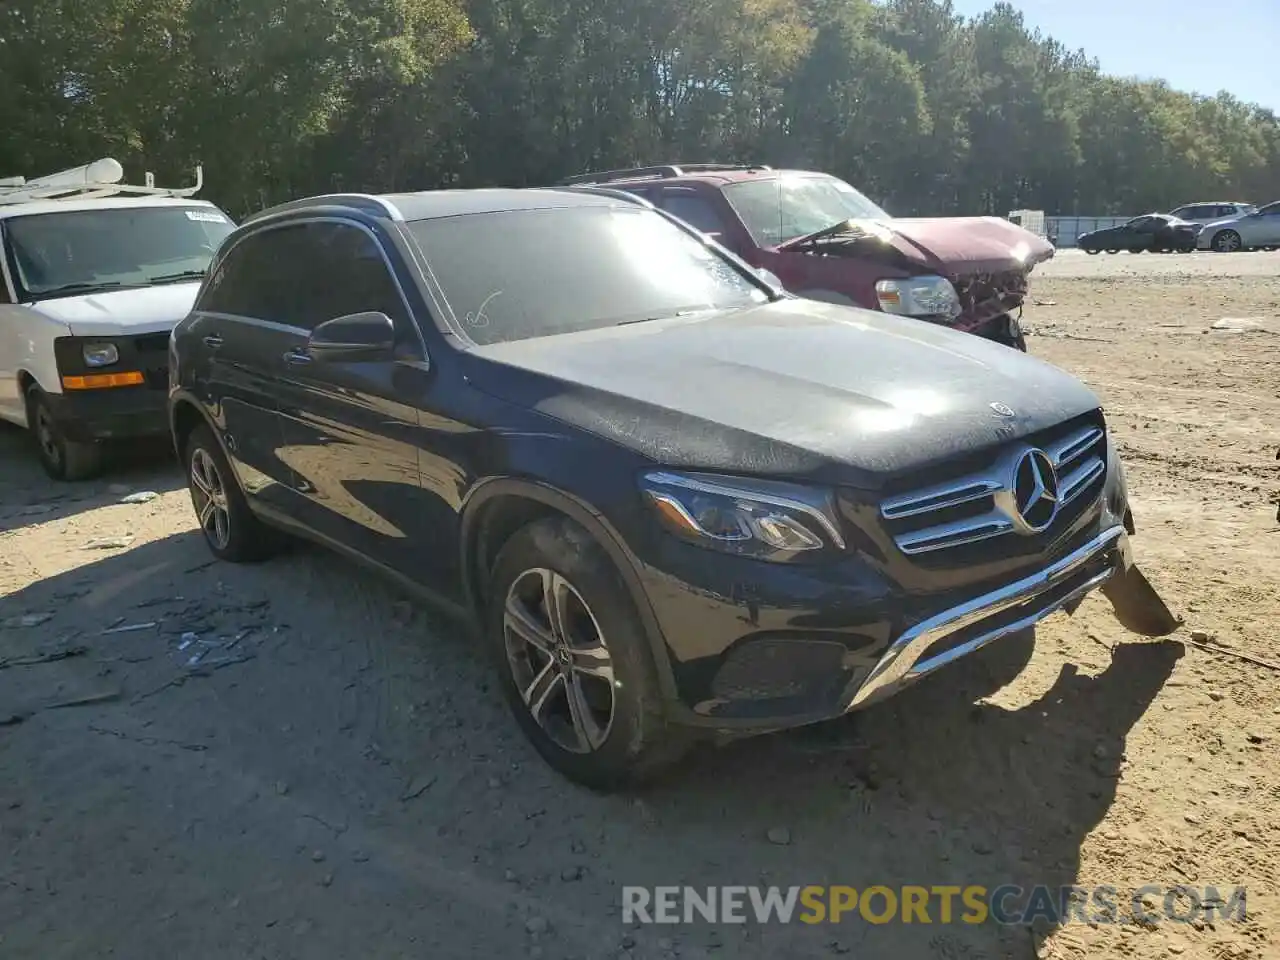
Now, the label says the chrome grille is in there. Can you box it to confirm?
[880,424,1107,557]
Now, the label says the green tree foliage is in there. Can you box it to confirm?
[2,0,1277,216]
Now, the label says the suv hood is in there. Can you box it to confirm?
[27,283,202,337]
[777,216,1055,277]
[467,298,1101,486]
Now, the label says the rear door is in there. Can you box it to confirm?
[193,227,301,518]
[270,219,431,573]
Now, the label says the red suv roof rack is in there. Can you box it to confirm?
[557,163,772,186]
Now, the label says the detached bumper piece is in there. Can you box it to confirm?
[844,524,1172,710]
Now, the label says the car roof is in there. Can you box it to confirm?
[566,168,817,189]
[246,187,646,226]
[0,196,219,221]
[383,187,634,221]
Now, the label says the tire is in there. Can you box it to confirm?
[1084,248,1100,255]
[487,516,690,790]
[1212,230,1242,253]
[26,386,103,481]
[183,423,280,562]
[1105,248,1119,254]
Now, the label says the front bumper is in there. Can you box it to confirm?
[845,525,1137,710]
[631,517,1176,732]
[44,386,170,442]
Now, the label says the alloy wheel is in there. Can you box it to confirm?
[503,567,616,754]
[1214,231,1241,253]
[189,447,231,550]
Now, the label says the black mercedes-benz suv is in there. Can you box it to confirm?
[168,186,1179,788]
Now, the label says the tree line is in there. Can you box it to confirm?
[3,0,1277,219]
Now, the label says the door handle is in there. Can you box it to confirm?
[283,348,312,365]
[203,335,223,348]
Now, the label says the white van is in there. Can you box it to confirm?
[0,159,235,479]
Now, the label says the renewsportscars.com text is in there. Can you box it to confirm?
[622,884,1247,926]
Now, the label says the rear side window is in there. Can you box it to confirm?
[199,221,409,333]
[661,190,730,235]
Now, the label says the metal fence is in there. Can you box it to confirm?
[1046,216,1133,247]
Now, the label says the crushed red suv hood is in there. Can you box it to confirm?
[777,216,1055,277]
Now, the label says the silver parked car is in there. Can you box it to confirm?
[1168,201,1255,227]
[1195,200,1280,252]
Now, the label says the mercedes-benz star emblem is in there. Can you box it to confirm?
[989,401,1016,418]
[1011,448,1059,532]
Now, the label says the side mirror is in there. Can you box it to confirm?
[308,311,396,363]
[756,268,784,290]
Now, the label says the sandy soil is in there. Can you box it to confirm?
[1,252,1278,959]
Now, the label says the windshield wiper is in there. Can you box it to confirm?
[147,269,207,284]
[31,281,144,297]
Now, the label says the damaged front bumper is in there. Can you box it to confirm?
[844,524,1179,710]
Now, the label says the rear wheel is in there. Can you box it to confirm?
[1084,248,1100,255]
[1105,248,1119,254]
[487,516,690,789]
[26,386,103,481]
[184,424,280,562]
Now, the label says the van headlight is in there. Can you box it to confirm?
[82,342,120,367]
[875,276,962,319]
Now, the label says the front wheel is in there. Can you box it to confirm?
[26,386,103,481]
[487,517,689,790]
[1084,248,1100,255]
[1212,230,1242,253]
[184,424,280,562]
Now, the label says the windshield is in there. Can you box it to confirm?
[722,174,891,247]
[407,205,769,345]
[4,205,235,300]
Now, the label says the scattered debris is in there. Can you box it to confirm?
[560,865,583,882]
[0,646,88,670]
[1207,691,1226,702]
[118,491,160,504]
[524,916,549,935]
[101,621,158,636]
[766,826,792,846]
[1209,317,1267,333]
[1183,637,1280,672]
[1246,731,1266,744]
[1032,298,1057,306]
[401,774,437,801]
[4,690,122,725]
[83,536,135,550]
[1189,630,1212,642]
[2,612,54,629]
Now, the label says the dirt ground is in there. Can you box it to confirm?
[2,250,1278,960]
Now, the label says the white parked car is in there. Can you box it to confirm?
[1195,200,1280,252]
[0,158,235,479]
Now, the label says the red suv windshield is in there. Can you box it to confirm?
[723,174,890,247]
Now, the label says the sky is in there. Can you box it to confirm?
[949,0,1278,111]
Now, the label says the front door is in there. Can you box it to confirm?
[268,220,434,576]
[193,228,300,517]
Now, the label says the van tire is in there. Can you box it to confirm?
[26,386,104,482]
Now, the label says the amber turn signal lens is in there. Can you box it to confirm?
[61,371,145,390]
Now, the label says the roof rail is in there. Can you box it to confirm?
[557,163,772,186]
[550,185,655,207]
[243,193,405,224]
[0,157,204,206]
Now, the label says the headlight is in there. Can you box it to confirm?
[640,471,845,561]
[82,342,119,367]
[875,275,961,319]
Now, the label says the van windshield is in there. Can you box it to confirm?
[723,174,891,247]
[4,205,235,301]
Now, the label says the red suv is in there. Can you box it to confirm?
[558,164,1054,351]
